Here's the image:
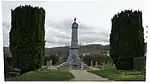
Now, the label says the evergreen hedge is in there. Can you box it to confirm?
[9,5,45,73]
[109,10,144,70]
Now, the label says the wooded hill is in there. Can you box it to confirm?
[4,44,109,57]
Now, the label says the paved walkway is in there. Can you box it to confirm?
[70,70,108,81]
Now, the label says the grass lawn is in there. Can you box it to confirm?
[88,65,145,81]
[8,70,74,81]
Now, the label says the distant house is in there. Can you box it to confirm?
[82,53,90,56]
[100,50,110,57]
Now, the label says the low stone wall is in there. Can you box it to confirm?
[133,56,146,72]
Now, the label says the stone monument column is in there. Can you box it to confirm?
[50,60,52,67]
[67,18,81,69]
[58,18,90,70]
[47,61,49,69]
[95,61,98,67]
[90,61,93,67]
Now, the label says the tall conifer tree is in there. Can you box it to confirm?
[110,10,144,70]
[9,5,45,72]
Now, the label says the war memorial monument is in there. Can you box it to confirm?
[58,18,91,70]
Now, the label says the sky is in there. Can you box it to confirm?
[2,0,149,48]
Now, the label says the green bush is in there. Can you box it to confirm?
[9,5,45,73]
[44,54,59,65]
[109,10,145,70]
[82,53,113,66]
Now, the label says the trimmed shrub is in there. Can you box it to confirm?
[9,5,45,73]
[110,10,145,70]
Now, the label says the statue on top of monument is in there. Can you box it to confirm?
[72,17,78,28]
[74,17,76,22]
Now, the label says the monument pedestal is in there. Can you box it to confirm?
[67,46,81,69]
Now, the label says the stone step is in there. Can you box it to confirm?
[57,62,92,70]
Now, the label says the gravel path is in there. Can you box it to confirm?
[70,70,108,81]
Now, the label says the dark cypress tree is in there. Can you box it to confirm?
[109,10,144,70]
[9,5,45,73]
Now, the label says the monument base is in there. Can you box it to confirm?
[57,62,92,70]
